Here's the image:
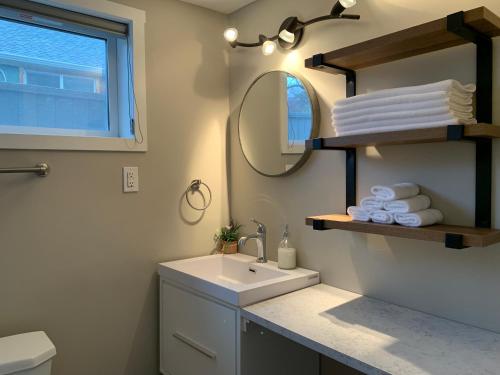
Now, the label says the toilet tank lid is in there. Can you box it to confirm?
[0,332,56,375]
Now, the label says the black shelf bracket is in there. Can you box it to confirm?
[345,148,357,208]
[312,219,327,231]
[310,138,324,150]
[445,233,469,250]
[447,11,493,123]
[307,140,357,211]
[446,124,465,141]
[474,138,492,228]
[310,53,358,212]
[311,54,356,97]
[447,11,493,228]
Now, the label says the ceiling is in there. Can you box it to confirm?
[178,0,256,14]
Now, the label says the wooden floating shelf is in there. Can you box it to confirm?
[306,215,500,248]
[306,124,500,150]
[302,7,500,248]
[305,7,500,71]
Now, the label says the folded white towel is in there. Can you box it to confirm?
[347,206,371,222]
[333,92,473,115]
[394,209,444,227]
[371,183,420,201]
[360,196,384,211]
[334,119,478,137]
[333,101,473,122]
[336,80,476,107]
[333,107,473,127]
[333,113,477,132]
[383,195,431,213]
[370,210,395,224]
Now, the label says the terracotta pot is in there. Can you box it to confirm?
[221,241,238,254]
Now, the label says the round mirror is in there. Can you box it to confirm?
[238,71,319,177]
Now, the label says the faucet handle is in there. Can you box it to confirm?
[251,218,266,233]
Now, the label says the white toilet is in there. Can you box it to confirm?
[0,332,56,375]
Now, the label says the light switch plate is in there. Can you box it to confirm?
[123,167,139,192]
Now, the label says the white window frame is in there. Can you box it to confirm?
[0,0,147,152]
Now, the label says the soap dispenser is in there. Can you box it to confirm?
[278,225,296,270]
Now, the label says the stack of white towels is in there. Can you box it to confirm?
[347,183,443,227]
[332,79,477,136]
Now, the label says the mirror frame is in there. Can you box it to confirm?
[238,70,320,177]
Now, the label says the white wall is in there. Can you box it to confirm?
[229,0,500,333]
[0,0,229,374]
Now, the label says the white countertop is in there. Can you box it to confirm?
[241,284,500,375]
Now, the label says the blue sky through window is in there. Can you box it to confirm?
[287,76,311,143]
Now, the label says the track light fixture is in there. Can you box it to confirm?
[223,0,359,56]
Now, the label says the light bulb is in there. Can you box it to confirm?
[331,0,356,16]
[262,40,276,56]
[339,0,356,8]
[279,29,295,44]
[223,28,238,43]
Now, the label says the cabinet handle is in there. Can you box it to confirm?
[173,332,217,360]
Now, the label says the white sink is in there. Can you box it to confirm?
[158,253,320,307]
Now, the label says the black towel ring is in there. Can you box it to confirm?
[185,179,212,211]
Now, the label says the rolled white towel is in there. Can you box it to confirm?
[370,210,395,224]
[394,209,444,227]
[347,206,371,222]
[371,183,420,201]
[360,196,384,211]
[383,195,431,213]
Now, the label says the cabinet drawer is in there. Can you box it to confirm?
[160,281,237,375]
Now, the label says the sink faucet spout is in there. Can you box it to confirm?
[238,219,267,263]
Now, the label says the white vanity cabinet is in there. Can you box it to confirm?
[159,279,238,375]
[158,254,319,375]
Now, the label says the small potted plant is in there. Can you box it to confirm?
[214,222,242,254]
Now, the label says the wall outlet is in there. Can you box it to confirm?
[123,167,139,192]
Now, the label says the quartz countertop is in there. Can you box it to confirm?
[241,284,500,375]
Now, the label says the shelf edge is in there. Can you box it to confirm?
[305,215,500,248]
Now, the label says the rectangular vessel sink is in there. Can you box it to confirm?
[158,253,320,307]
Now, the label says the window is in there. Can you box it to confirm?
[0,0,147,151]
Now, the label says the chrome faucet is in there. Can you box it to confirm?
[238,219,267,263]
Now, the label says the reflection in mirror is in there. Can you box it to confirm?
[239,71,319,177]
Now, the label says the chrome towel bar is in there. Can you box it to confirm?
[0,163,50,177]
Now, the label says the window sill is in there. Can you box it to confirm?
[0,133,147,152]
